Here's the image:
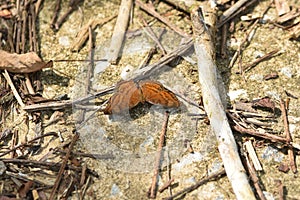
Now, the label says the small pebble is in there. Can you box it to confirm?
[120,65,134,80]
[261,146,284,162]
[58,36,70,47]
[110,183,122,197]
[263,191,275,200]
[280,67,293,78]
[228,89,248,101]
[173,152,203,171]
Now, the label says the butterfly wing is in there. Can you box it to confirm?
[139,80,180,108]
[103,80,143,114]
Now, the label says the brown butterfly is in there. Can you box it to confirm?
[103,80,180,115]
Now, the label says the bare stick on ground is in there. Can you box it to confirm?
[108,0,133,64]
[191,6,256,199]
[50,0,61,28]
[243,145,267,200]
[149,111,169,199]
[76,26,94,123]
[70,15,117,52]
[2,70,25,107]
[135,0,190,38]
[242,49,280,72]
[280,99,297,173]
[164,169,226,200]
[49,133,79,200]
[0,132,58,158]
[218,0,258,28]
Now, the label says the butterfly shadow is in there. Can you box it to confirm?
[107,102,184,122]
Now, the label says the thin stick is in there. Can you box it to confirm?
[50,0,62,28]
[243,147,266,200]
[242,49,279,72]
[164,169,226,200]
[161,0,191,14]
[23,86,114,112]
[53,0,81,31]
[135,0,189,38]
[0,132,58,157]
[54,149,115,159]
[52,59,108,62]
[35,0,43,14]
[2,70,25,107]
[220,23,228,58]
[131,37,193,80]
[10,130,17,158]
[30,4,38,52]
[49,133,79,200]
[25,74,35,95]
[1,158,98,176]
[244,141,262,171]
[70,15,117,52]
[191,6,256,199]
[158,178,174,193]
[218,0,257,28]
[280,99,297,173]
[21,9,27,53]
[77,26,94,123]
[149,111,169,199]
[139,16,167,55]
[108,0,133,64]
[15,1,21,53]
[232,123,289,144]
[28,9,33,51]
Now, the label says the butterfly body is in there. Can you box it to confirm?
[103,80,180,115]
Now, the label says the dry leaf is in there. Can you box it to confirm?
[0,50,52,73]
[18,181,34,198]
[0,9,12,19]
[252,97,276,112]
[263,72,279,80]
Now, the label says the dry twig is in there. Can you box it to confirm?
[243,145,266,200]
[70,15,117,52]
[149,111,169,199]
[0,132,58,158]
[2,70,25,108]
[135,0,189,37]
[108,0,133,64]
[242,49,280,72]
[164,169,226,200]
[280,99,297,173]
[191,6,256,199]
[49,133,79,200]
[218,0,258,28]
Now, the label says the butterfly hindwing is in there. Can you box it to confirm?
[139,80,180,108]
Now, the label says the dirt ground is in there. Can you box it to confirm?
[1,0,300,199]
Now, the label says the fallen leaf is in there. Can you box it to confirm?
[0,50,52,73]
[0,9,12,19]
[252,97,276,112]
[278,163,290,173]
[18,181,34,198]
[263,72,279,80]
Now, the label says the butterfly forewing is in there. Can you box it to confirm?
[139,80,180,108]
[103,80,143,114]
